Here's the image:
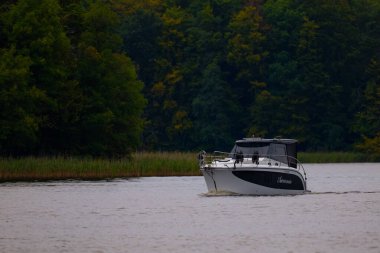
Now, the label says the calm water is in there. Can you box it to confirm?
[1,163,380,253]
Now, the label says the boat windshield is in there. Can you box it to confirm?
[230,142,269,158]
[229,142,296,167]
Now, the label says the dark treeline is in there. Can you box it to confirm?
[0,0,379,156]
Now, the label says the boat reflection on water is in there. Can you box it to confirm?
[198,137,308,195]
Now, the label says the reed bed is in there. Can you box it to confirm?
[0,152,200,182]
[0,152,378,182]
[299,152,380,163]
[130,152,199,177]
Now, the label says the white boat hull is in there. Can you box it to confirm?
[201,166,306,195]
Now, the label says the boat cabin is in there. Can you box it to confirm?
[230,137,298,168]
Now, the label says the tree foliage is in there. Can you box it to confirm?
[0,0,145,156]
[1,0,379,155]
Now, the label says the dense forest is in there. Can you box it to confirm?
[0,0,379,156]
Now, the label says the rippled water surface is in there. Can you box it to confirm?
[1,163,380,253]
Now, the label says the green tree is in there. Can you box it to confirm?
[252,0,377,150]
[121,9,162,87]
[3,0,76,154]
[355,58,380,154]
[77,1,146,156]
[192,59,238,150]
[227,3,267,84]
[250,0,307,143]
[351,0,380,154]
[226,2,267,136]
[142,5,189,149]
[296,0,379,150]
[0,48,46,155]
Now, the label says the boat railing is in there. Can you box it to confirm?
[198,150,307,180]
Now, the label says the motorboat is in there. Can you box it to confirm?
[198,137,308,195]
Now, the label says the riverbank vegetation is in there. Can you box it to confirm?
[1,152,379,182]
[0,152,199,182]
[298,152,380,164]
[1,0,379,157]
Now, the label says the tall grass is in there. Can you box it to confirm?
[299,152,380,163]
[0,152,378,182]
[130,152,199,176]
[0,152,200,182]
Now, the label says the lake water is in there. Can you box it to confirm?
[1,163,380,253]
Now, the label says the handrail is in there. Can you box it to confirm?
[198,150,307,181]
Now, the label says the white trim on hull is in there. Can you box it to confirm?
[201,166,306,195]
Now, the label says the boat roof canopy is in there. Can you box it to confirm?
[232,137,298,168]
[235,137,297,146]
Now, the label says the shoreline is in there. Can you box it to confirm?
[0,152,379,182]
